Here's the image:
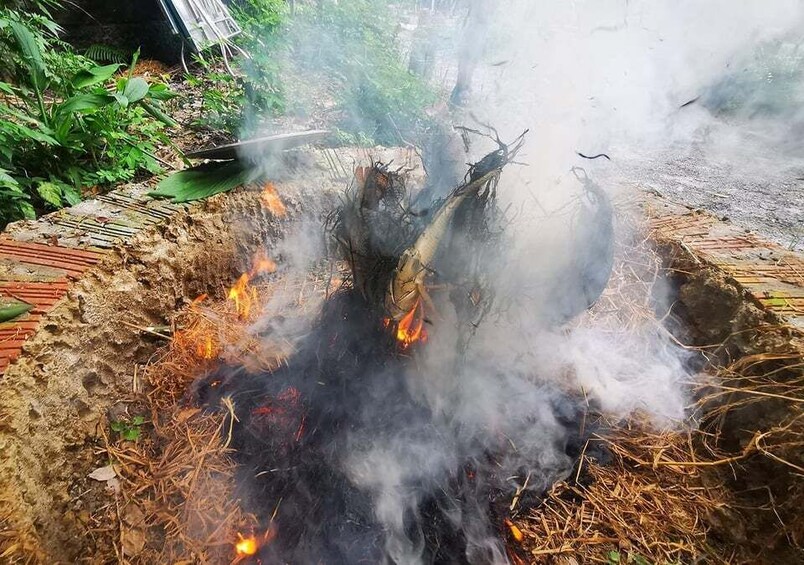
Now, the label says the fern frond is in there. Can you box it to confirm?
[84,44,129,64]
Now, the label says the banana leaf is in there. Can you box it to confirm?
[148,161,256,203]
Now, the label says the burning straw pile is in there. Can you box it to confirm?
[91,135,767,564]
[99,254,335,563]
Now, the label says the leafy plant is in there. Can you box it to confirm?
[294,0,436,144]
[188,67,246,134]
[111,415,146,441]
[0,4,177,228]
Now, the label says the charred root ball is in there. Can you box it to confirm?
[194,133,615,564]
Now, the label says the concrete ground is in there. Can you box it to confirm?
[616,124,804,252]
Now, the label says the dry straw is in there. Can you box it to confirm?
[89,219,801,564]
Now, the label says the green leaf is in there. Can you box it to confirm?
[7,121,58,146]
[3,105,49,128]
[71,63,121,89]
[0,301,33,323]
[0,169,20,189]
[122,428,141,441]
[36,181,62,207]
[18,201,35,219]
[36,14,62,37]
[127,47,141,81]
[147,83,177,101]
[54,93,115,116]
[110,421,125,432]
[149,161,254,203]
[607,551,621,564]
[53,112,75,144]
[8,20,47,93]
[0,81,14,96]
[61,185,82,206]
[140,100,177,127]
[122,77,149,104]
[112,92,129,108]
[84,44,129,64]
[131,415,145,426]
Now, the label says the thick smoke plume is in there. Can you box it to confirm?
[217,1,804,562]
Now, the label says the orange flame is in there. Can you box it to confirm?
[228,273,256,319]
[234,528,276,560]
[504,518,524,543]
[395,298,427,349]
[259,183,287,218]
[235,533,258,556]
[195,335,216,359]
[227,250,277,320]
[191,293,208,308]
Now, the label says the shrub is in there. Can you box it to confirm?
[0,4,176,228]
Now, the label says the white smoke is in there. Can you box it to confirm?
[468,0,804,173]
[234,1,802,563]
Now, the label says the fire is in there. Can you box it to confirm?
[228,273,256,319]
[395,298,427,348]
[171,294,219,360]
[235,533,258,556]
[234,528,276,560]
[195,335,216,359]
[227,250,278,319]
[259,182,287,218]
[191,293,207,308]
[504,518,524,543]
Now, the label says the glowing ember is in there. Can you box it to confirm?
[234,529,277,560]
[259,182,287,218]
[395,298,426,349]
[235,533,258,556]
[504,518,524,543]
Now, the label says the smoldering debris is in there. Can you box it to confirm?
[192,132,619,564]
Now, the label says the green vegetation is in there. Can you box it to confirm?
[289,0,436,144]
[0,2,175,228]
[704,37,804,118]
[0,0,438,228]
[202,0,436,144]
[186,0,287,136]
[111,415,146,441]
[149,160,257,203]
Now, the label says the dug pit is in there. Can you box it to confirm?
[0,146,801,565]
